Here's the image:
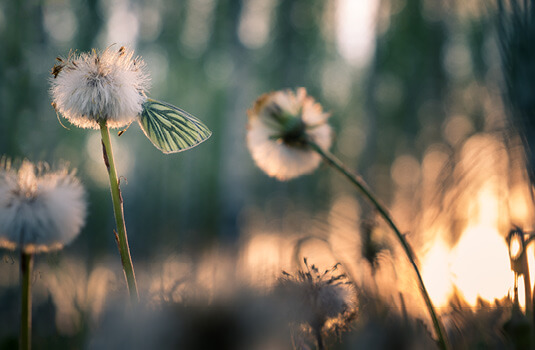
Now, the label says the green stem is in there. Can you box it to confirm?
[309,141,449,350]
[99,120,139,303]
[20,252,33,350]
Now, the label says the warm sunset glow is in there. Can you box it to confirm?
[510,184,533,224]
[422,185,515,307]
[509,234,523,260]
[421,237,453,307]
[450,223,512,304]
[239,233,288,287]
[422,227,513,308]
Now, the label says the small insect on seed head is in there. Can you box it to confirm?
[51,57,65,79]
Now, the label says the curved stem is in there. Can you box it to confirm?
[309,141,449,350]
[100,120,139,303]
[20,252,33,350]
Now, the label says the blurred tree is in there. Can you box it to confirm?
[364,0,447,197]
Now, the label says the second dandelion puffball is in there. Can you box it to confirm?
[0,160,87,253]
[247,88,332,181]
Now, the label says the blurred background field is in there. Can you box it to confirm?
[0,0,531,348]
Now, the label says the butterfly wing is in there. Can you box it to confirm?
[139,98,212,154]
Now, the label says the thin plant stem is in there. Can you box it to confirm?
[20,252,33,350]
[521,255,532,316]
[313,326,325,350]
[99,119,139,303]
[308,141,449,350]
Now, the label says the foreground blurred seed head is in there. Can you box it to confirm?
[50,46,150,129]
[0,159,87,253]
[275,259,357,334]
[247,88,332,180]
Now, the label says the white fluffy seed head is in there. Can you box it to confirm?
[50,46,150,129]
[0,159,87,254]
[246,88,332,181]
[276,261,357,331]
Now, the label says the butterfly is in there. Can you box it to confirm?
[138,98,212,154]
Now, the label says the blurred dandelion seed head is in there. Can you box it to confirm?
[0,159,87,253]
[50,46,150,129]
[247,88,332,181]
[276,260,357,333]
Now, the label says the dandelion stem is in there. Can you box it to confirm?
[20,252,33,350]
[314,326,325,350]
[308,141,449,350]
[100,120,139,303]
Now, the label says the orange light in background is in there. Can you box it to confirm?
[421,185,515,308]
[421,236,453,307]
[449,223,511,305]
[239,233,288,287]
[415,131,535,310]
[510,184,533,224]
[509,233,523,261]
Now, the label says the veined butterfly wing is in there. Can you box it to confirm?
[139,98,211,153]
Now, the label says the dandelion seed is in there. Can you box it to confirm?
[0,159,86,253]
[275,259,357,349]
[50,46,150,129]
[247,88,332,180]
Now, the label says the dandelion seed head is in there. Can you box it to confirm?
[247,88,332,181]
[0,159,87,253]
[276,260,357,333]
[50,46,150,129]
